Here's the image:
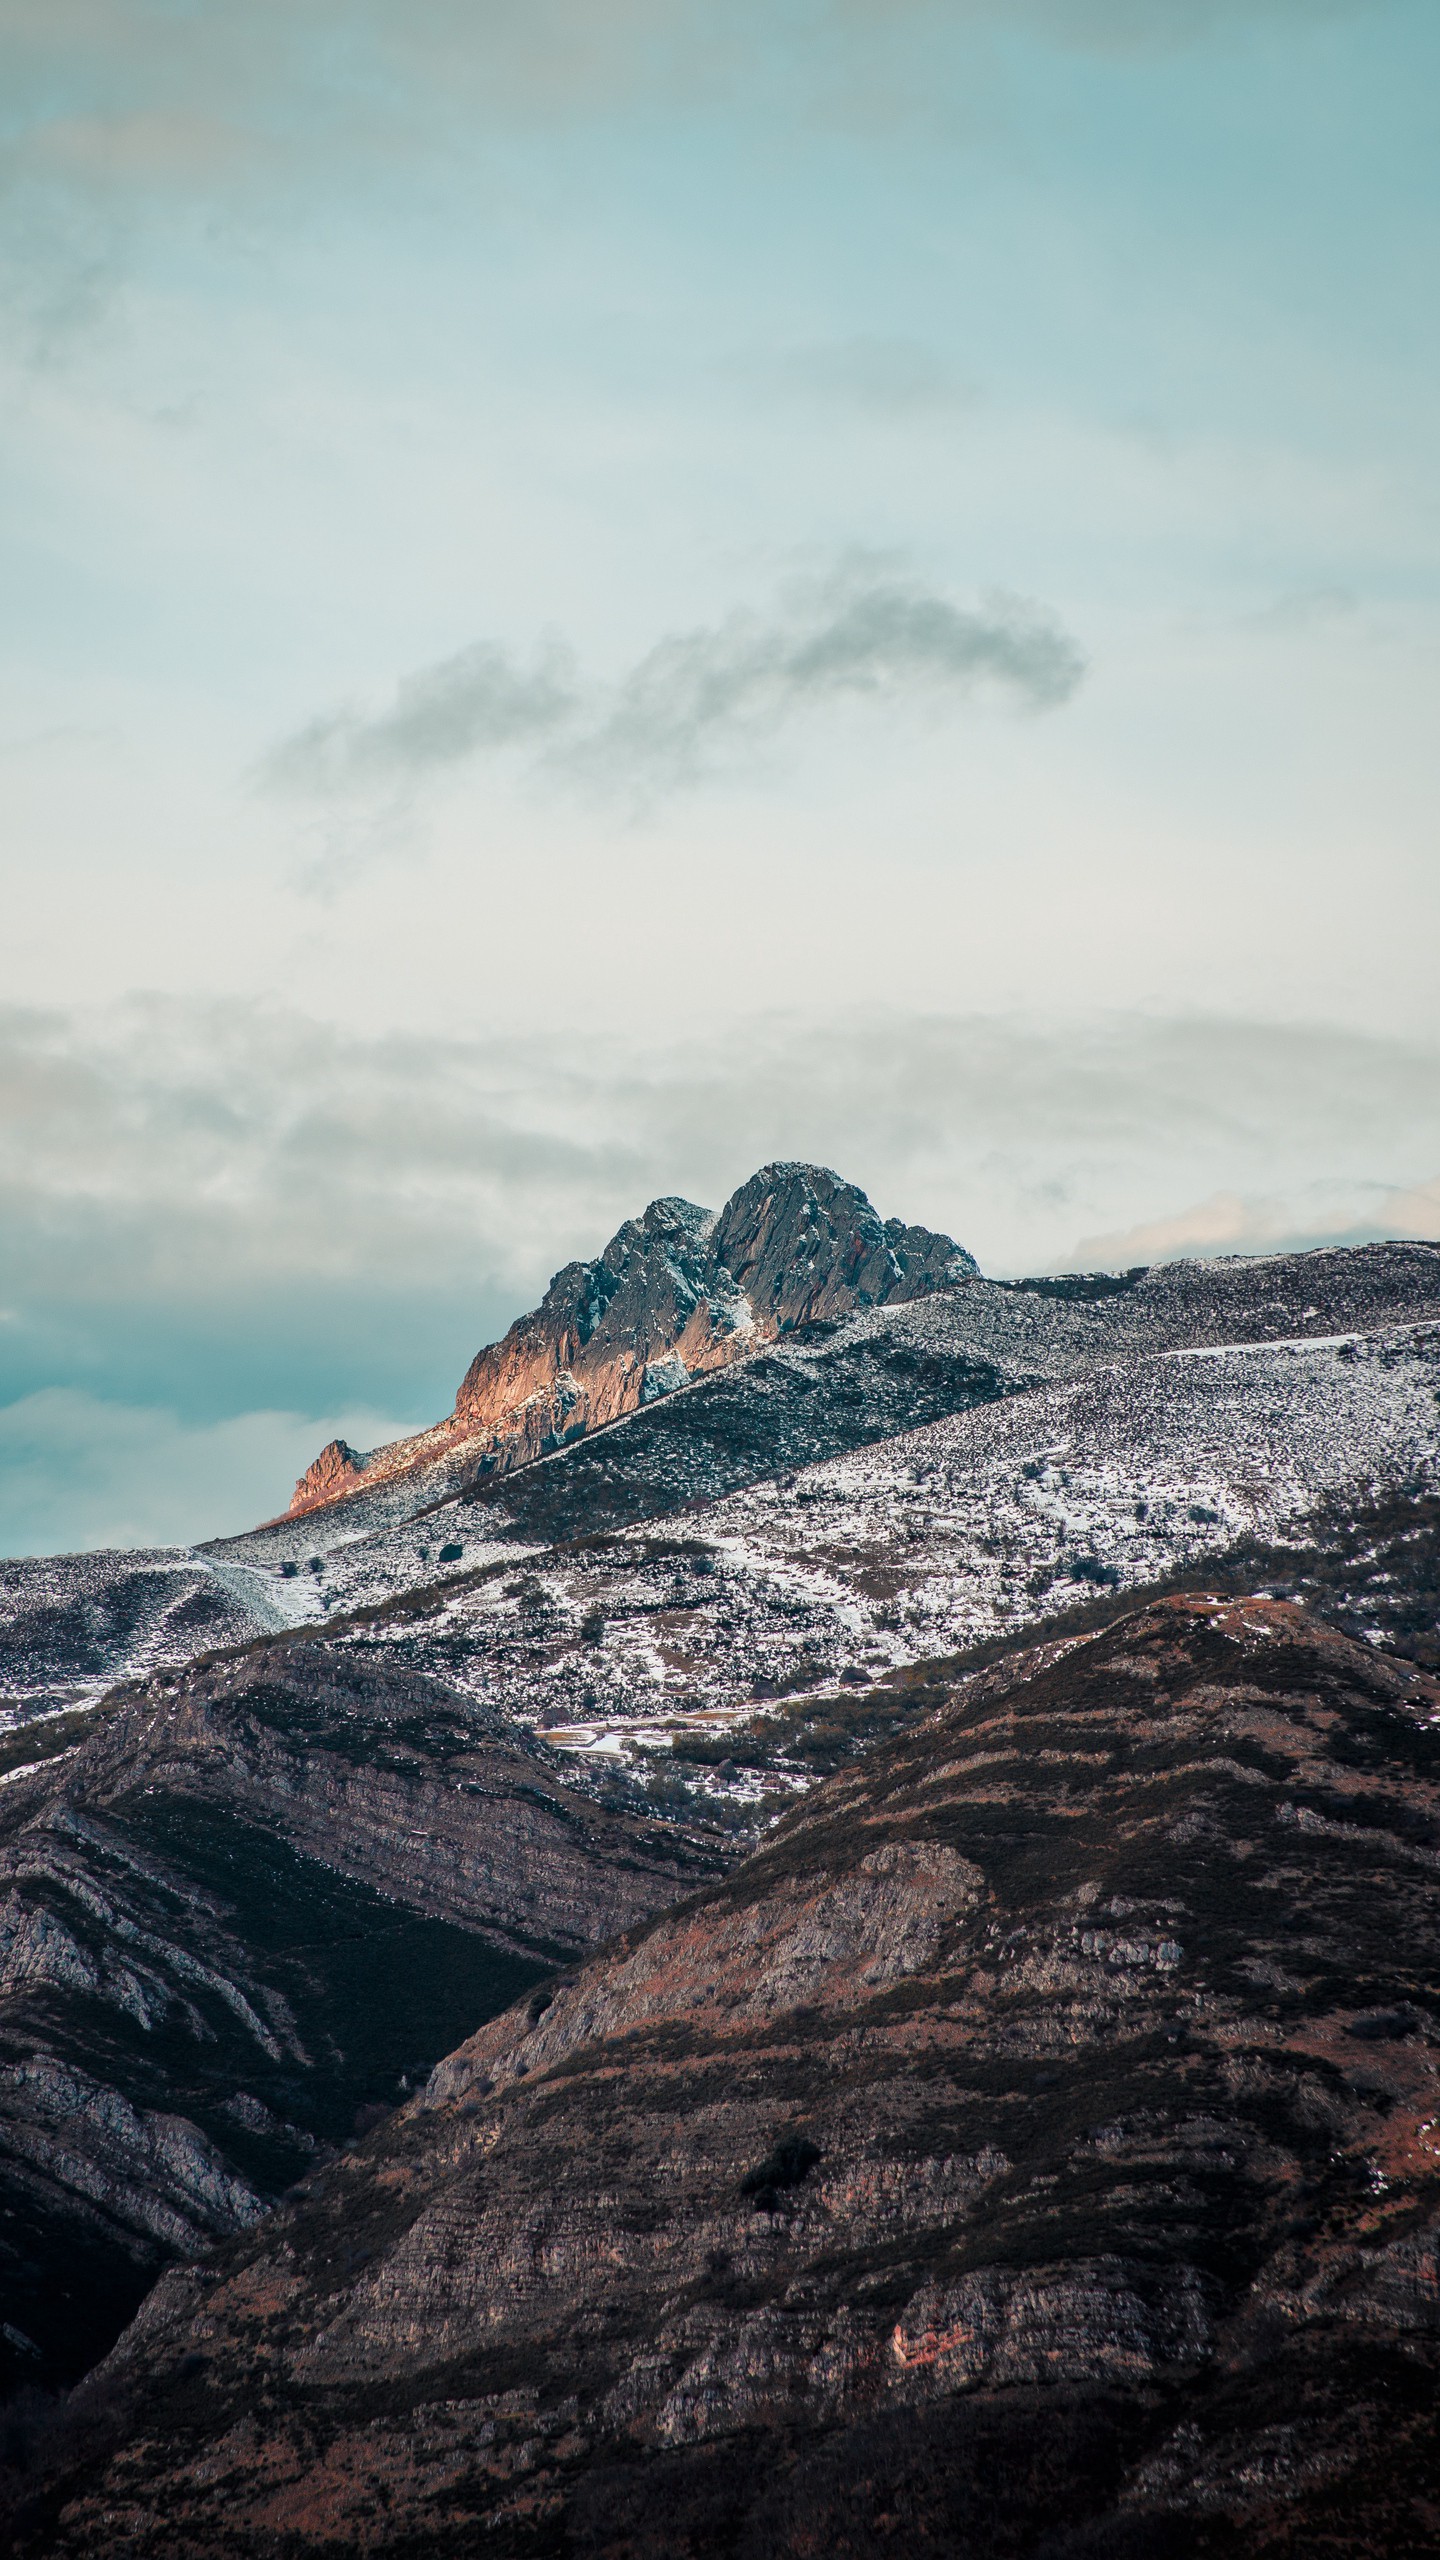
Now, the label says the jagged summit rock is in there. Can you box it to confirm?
[711,1160,975,1330]
[286,1162,976,1520]
[450,1189,748,1449]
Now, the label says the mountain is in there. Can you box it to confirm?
[4,1178,1436,1728]
[283,1164,977,1524]
[0,1552,283,1728]
[0,1640,724,2397]
[16,1594,1440,2556]
[186,1232,1440,1778]
[1,1163,1439,2551]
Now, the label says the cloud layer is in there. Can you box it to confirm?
[0,0,1429,1557]
[0,1389,417,1556]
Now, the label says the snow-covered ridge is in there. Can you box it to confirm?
[4,1236,1437,1731]
[306,1316,1440,1774]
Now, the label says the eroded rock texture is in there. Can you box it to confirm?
[0,1647,723,2393]
[21,1598,1440,2556]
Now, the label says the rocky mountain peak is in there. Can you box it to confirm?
[713,1159,978,1330]
[285,1162,972,1521]
[636,1192,718,1245]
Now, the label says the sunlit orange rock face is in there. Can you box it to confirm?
[33,1597,1440,2558]
[288,1436,368,1508]
[286,1163,976,1519]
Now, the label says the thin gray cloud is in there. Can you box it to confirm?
[265,566,1085,809]
[264,640,578,794]
[576,571,1084,790]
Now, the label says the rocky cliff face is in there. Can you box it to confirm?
[0,1644,725,2395]
[21,1598,1440,2556]
[707,1162,970,1332]
[285,1163,976,1520]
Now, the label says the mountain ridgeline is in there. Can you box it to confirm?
[1,1161,1439,2556]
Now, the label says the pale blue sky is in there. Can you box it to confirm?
[1,0,1437,1548]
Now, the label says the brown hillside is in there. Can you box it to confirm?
[13,1595,1440,2557]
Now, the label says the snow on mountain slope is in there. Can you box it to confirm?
[0,1553,284,1727]
[236,1318,1440,1785]
[202,1237,1440,1584]
[5,1235,1438,1728]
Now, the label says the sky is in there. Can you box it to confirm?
[1,0,1437,1552]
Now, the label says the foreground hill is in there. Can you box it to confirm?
[0,1649,723,2394]
[16,1595,1440,2556]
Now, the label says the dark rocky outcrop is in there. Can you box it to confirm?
[458,1313,1026,1549]
[285,1164,975,1519]
[0,1647,724,2395]
[20,1598,1440,2555]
